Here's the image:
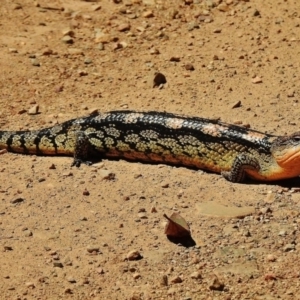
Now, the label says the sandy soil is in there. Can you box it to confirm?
[1,0,300,299]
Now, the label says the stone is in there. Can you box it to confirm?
[127,250,142,261]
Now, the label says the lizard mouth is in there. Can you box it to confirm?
[274,148,300,167]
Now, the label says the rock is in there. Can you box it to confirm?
[232,100,241,108]
[217,3,228,12]
[31,59,40,67]
[150,48,160,55]
[8,48,18,53]
[25,282,35,288]
[151,72,167,88]
[209,275,224,291]
[253,9,260,17]
[260,207,272,214]
[78,70,88,76]
[24,230,33,237]
[62,35,74,44]
[96,267,104,274]
[94,31,111,43]
[10,197,25,204]
[251,76,262,84]
[283,244,295,252]
[86,245,100,253]
[67,276,76,283]
[151,206,157,213]
[53,261,63,268]
[133,273,141,279]
[170,56,180,62]
[170,276,182,284]
[12,3,22,9]
[99,169,115,180]
[127,250,142,261]
[138,212,147,219]
[190,271,202,279]
[62,29,75,37]
[278,230,286,236]
[97,43,104,50]
[266,254,277,262]
[28,104,39,115]
[83,189,90,196]
[160,275,168,286]
[287,90,295,97]
[118,23,130,32]
[185,63,195,71]
[84,58,92,64]
[143,10,154,18]
[213,28,222,33]
[4,246,13,251]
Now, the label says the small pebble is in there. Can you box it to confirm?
[170,276,183,284]
[24,230,33,237]
[278,230,286,236]
[118,23,130,32]
[150,48,160,55]
[283,244,295,252]
[213,28,222,33]
[53,261,63,268]
[31,59,40,67]
[143,10,154,18]
[83,189,90,196]
[266,254,277,262]
[4,246,13,251]
[78,70,88,76]
[253,9,260,17]
[170,56,180,62]
[67,276,76,283]
[127,250,142,261]
[84,58,92,64]
[62,35,73,44]
[232,100,241,108]
[190,271,202,279]
[287,90,295,97]
[99,169,115,180]
[151,72,167,88]
[160,275,168,286]
[209,275,224,291]
[251,76,262,84]
[133,273,141,279]
[86,245,100,253]
[185,63,195,71]
[8,48,18,53]
[10,197,25,204]
[28,104,39,115]
[25,282,35,288]
[96,267,104,274]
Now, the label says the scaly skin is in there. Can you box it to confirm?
[0,110,300,183]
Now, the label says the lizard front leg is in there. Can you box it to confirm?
[71,131,93,167]
[221,153,260,183]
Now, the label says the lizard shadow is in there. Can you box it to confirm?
[245,177,300,188]
[86,155,300,188]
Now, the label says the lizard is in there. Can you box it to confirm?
[0,110,299,183]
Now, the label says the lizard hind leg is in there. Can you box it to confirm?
[221,153,260,183]
[71,131,93,167]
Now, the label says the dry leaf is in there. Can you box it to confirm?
[163,213,190,237]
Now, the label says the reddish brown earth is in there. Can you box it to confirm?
[1,0,300,299]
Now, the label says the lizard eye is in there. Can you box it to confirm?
[292,136,300,142]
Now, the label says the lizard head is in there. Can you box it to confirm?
[271,132,300,168]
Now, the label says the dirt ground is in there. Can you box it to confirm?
[0,0,300,299]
